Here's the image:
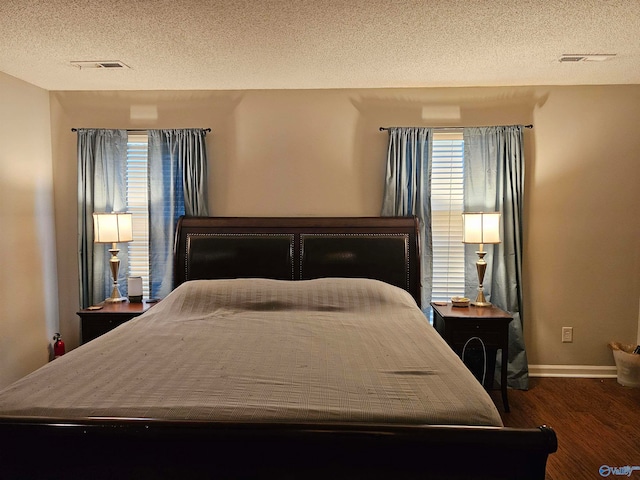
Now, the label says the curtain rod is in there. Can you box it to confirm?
[379,124,532,131]
[71,128,211,133]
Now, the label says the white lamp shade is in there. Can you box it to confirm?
[462,212,501,244]
[93,212,133,243]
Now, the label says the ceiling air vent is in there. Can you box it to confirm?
[70,60,130,69]
[559,54,616,63]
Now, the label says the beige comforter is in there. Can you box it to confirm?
[0,278,502,427]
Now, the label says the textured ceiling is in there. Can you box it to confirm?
[0,0,639,91]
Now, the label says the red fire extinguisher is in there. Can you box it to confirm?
[53,333,65,359]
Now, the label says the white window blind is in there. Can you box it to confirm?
[126,133,150,298]
[431,132,465,301]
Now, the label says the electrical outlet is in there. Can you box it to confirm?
[562,327,573,343]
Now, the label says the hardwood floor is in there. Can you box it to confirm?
[489,377,640,480]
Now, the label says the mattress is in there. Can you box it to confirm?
[0,278,502,427]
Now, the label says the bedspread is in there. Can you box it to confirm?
[0,278,502,427]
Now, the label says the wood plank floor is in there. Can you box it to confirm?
[489,378,640,480]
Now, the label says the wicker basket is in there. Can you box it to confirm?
[610,343,640,388]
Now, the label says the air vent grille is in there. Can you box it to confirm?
[559,54,616,63]
[70,60,130,69]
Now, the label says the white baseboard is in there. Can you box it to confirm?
[529,364,617,378]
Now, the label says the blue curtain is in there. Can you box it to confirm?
[78,128,209,306]
[380,127,433,308]
[77,129,129,308]
[463,126,528,390]
[148,129,209,299]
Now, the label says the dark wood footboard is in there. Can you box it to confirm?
[0,417,557,479]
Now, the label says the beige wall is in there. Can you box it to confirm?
[47,86,640,371]
[0,72,58,389]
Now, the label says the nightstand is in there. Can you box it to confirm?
[77,300,156,344]
[431,302,513,412]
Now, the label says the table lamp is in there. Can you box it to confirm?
[93,212,133,303]
[462,212,501,307]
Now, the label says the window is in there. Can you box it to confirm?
[126,133,150,298]
[430,132,465,301]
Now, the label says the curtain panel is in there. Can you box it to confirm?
[381,125,528,390]
[78,128,209,308]
[463,126,528,389]
[77,129,129,308]
[148,129,209,299]
[380,127,433,308]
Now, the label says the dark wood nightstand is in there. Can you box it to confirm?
[431,302,513,412]
[77,300,156,344]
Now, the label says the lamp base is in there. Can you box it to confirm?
[106,247,127,303]
[105,296,127,303]
[472,249,492,307]
[471,300,492,307]
[105,285,127,303]
[472,287,492,307]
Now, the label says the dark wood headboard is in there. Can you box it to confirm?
[174,216,421,307]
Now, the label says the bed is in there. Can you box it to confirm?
[0,216,556,479]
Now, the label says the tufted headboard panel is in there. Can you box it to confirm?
[174,216,421,307]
